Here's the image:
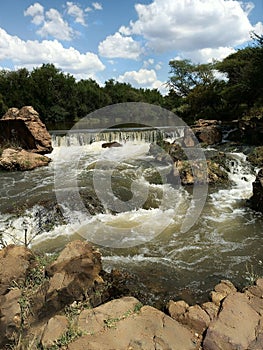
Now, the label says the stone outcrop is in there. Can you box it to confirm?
[69,297,199,350]
[247,146,263,167]
[249,168,263,213]
[0,106,53,171]
[0,147,51,171]
[0,106,53,154]
[2,242,263,349]
[228,117,263,145]
[31,240,104,319]
[0,244,34,295]
[192,119,222,145]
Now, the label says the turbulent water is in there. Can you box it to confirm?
[0,129,262,304]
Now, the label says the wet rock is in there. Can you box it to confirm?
[192,119,222,145]
[0,244,34,295]
[247,146,263,167]
[102,141,122,148]
[0,106,53,154]
[169,159,228,185]
[0,288,21,347]
[249,168,263,213]
[69,298,199,350]
[0,147,51,171]
[231,117,263,145]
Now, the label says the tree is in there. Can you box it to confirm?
[216,35,263,116]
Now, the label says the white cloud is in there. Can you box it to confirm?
[0,28,105,79]
[117,68,166,92]
[38,8,77,41]
[184,46,236,63]
[66,2,86,26]
[24,2,44,25]
[85,7,93,12]
[99,32,142,59]
[122,0,257,53]
[92,2,103,11]
[24,3,79,41]
[254,22,263,36]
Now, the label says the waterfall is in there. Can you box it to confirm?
[50,126,186,147]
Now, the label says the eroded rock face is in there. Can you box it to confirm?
[0,288,22,347]
[0,148,51,171]
[68,297,199,350]
[192,119,222,145]
[0,106,53,154]
[0,245,34,295]
[32,240,103,319]
[249,169,263,213]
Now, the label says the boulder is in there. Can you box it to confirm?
[68,297,199,350]
[0,244,34,295]
[203,292,260,350]
[192,119,222,145]
[41,315,69,348]
[0,106,52,154]
[247,146,263,167]
[0,288,22,347]
[169,159,228,185]
[167,300,210,335]
[32,240,103,318]
[249,169,263,213]
[0,147,51,171]
[102,141,122,148]
[230,117,263,145]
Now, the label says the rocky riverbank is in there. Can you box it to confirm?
[0,106,52,171]
[1,240,263,350]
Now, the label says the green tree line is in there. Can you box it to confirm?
[0,34,262,127]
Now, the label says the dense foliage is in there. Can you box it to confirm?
[0,35,262,127]
[167,34,263,122]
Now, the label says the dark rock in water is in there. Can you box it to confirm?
[0,106,53,154]
[102,141,122,148]
[228,118,263,145]
[249,168,263,213]
[247,146,263,167]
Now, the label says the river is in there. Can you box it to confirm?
[0,128,262,305]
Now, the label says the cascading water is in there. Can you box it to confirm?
[0,129,262,304]
[50,127,185,147]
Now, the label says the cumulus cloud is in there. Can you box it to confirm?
[24,2,44,25]
[99,32,142,59]
[66,2,86,26]
[121,0,257,53]
[24,2,82,41]
[0,28,105,79]
[37,8,77,40]
[184,46,236,63]
[117,68,166,92]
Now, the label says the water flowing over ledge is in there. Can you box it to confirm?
[0,126,262,302]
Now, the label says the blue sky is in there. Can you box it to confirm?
[0,0,262,94]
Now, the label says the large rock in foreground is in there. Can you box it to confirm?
[68,297,199,350]
[0,147,51,171]
[0,106,52,154]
